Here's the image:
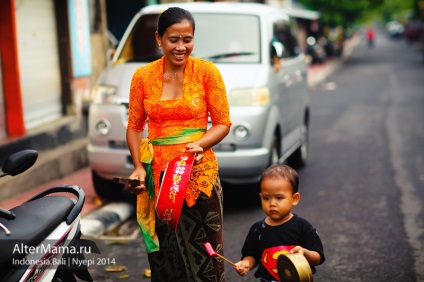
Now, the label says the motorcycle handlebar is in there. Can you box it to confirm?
[0,207,16,220]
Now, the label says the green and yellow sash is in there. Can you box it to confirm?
[137,128,206,253]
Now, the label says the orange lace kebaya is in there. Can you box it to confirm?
[127,56,231,252]
[128,55,231,204]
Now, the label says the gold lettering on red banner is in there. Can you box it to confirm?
[156,155,195,230]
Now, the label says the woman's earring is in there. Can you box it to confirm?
[159,45,161,49]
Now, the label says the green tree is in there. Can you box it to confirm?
[297,0,386,27]
[375,0,415,23]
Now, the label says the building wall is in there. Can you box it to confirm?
[0,0,108,139]
[16,0,62,129]
[0,54,5,140]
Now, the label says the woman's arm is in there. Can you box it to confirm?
[126,129,143,168]
[126,129,146,191]
[184,124,229,165]
[193,124,230,151]
[185,60,231,163]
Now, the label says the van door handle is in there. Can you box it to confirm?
[284,74,292,87]
[295,70,305,81]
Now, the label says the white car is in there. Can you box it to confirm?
[386,21,404,38]
[88,2,310,199]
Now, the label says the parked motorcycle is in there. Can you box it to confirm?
[0,150,100,281]
[306,36,326,64]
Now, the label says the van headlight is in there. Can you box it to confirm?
[91,85,122,104]
[228,87,270,106]
[95,119,111,135]
[233,125,250,140]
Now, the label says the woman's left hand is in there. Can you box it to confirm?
[184,143,204,165]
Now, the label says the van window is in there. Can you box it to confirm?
[193,13,260,63]
[116,13,260,64]
[270,16,299,58]
[117,14,161,63]
[288,18,300,56]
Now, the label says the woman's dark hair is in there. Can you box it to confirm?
[260,164,299,193]
[157,7,195,37]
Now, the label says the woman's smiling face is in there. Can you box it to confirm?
[156,19,194,68]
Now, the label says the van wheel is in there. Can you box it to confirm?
[92,169,124,200]
[269,135,281,166]
[288,123,308,168]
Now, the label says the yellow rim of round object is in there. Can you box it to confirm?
[277,253,313,282]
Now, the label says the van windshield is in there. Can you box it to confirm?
[116,13,260,64]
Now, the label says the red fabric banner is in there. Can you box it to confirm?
[155,155,195,230]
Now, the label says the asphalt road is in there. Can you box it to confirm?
[296,33,424,281]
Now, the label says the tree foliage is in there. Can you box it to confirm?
[296,0,392,27]
[375,0,415,23]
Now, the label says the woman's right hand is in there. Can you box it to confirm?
[129,165,147,195]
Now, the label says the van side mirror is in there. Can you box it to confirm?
[271,41,285,59]
[106,30,119,64]
[107,47,117,63]
[270,42,285,72]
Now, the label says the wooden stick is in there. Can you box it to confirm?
[215,252,236,266]
[204,242,236,266]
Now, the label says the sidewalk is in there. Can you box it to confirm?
[0,35,360,217]
[307,34,360,88]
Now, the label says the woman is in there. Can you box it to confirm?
[126,7,231,281]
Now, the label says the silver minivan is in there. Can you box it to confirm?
[88,2,310,198]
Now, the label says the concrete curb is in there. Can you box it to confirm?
[80,202,135,237]
[308,60,342,88]
[307,34,360,89]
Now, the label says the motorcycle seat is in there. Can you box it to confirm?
[0,196,74,267]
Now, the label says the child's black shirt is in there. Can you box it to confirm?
[241,214,325,281]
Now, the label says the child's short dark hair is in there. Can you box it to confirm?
[260,164,299,193]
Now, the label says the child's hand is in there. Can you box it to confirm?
[234,261,250,276]
[290,246,304,255]
[290,246,322,266]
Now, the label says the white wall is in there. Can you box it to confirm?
[16,0,62,130]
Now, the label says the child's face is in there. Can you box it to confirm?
[260,177,300,225]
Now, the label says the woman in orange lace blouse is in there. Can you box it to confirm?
[126,7,231,282]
